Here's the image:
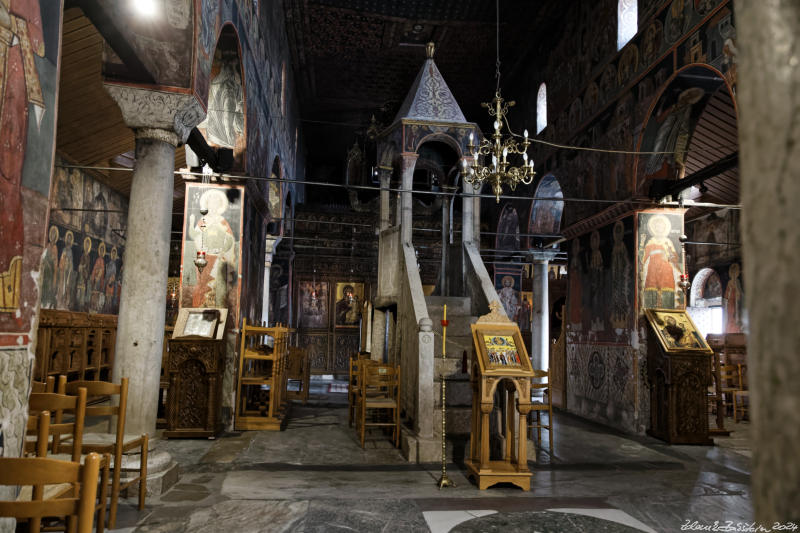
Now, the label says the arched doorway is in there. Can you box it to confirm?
[687,267,724,338]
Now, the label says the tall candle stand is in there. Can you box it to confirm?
[437,304,455,489]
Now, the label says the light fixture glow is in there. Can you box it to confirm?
[135,0,158,17]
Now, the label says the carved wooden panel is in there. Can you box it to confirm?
[333,332,359,372]
[165,338,223,438]
[299,333,329,373]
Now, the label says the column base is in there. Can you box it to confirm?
[400,427,440,463]
[119,447,179,498]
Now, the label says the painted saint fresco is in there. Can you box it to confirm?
[180,184,244,324]
[496,204,520,253]
[40,160,128,314]
[518,291,533,332]
[494,268,522,323]
[528,175,564,245]
[0,0,52,317]
[197,33,246,169]
[724,262,744,333]
[567,217,635,342]
[298,281,328,329]
[638,211,684,310]
[334,282,363,327]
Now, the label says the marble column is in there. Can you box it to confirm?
[530,251,557,373]
[462,181,474,245]
[400,154,418,244]
[261,237,279,325]
[106,84,205,436]
[379,169,391,231]
[735,0,800,523]
[440,188,453,295]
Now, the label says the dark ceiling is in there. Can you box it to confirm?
[284,0,571,185]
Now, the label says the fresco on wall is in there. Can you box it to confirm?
[39,160,128,314]
[637,211,685,310]
[0,0,58,319]
[495,204,520,253]
[724,262,744,333]
[643,86,705,180]
[198,32,246,169]
[528,175,564,245]
[180,184,244,323]
[567,217,635,343]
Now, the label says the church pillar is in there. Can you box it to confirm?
[400,154,418,244]
[440,188,453,295]
[735,0,800,522]
[462,180,474,245]
[106,85,205,436]
[379,169,391,231]
[530,251,557,374]
[261,237,279,325]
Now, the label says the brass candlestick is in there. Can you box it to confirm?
[437,305,455,489]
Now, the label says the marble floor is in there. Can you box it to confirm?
[109,396,752,533]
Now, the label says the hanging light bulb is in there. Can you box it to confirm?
[194,208,209,273]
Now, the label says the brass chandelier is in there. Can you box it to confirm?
[464,94,535,202]
[462,0,535,203]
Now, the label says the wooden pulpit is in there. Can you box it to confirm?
[645,308,713,445]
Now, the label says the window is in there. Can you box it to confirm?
[617,0,638,51]
[536,83,547,134]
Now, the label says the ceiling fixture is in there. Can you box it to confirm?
[462,0,535,203]
[134,0,158,17]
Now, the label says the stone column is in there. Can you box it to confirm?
[440,187,453,295]
[735,1,800,523]
[462,181,474,245]
[417,317,434,439]
[530,251,557,373]
[400,154,418,244]
[261,237,279,325]
[106,84,205,436]
[379,169,392,231]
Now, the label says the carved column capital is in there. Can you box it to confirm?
[104,83,206,145]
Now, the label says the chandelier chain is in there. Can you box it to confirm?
[495,0,501,92]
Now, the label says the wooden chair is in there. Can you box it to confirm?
[528,369,554,455]
[32,376,57,393]
[348,354,373,427]
[719,364,742,416]
[25,388,109,533]
[0,453,102,533]
[287,347,311,404]
[357,364,401,448]
[733,364,749,422]
[28,389,87,463]
[63,378,148,529]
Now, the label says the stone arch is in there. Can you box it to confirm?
[635,63,738,196]
[690,267,722,307]
[198,23,247,171]
[413,132,464,159]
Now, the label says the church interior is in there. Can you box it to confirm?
[1,0,798,531]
